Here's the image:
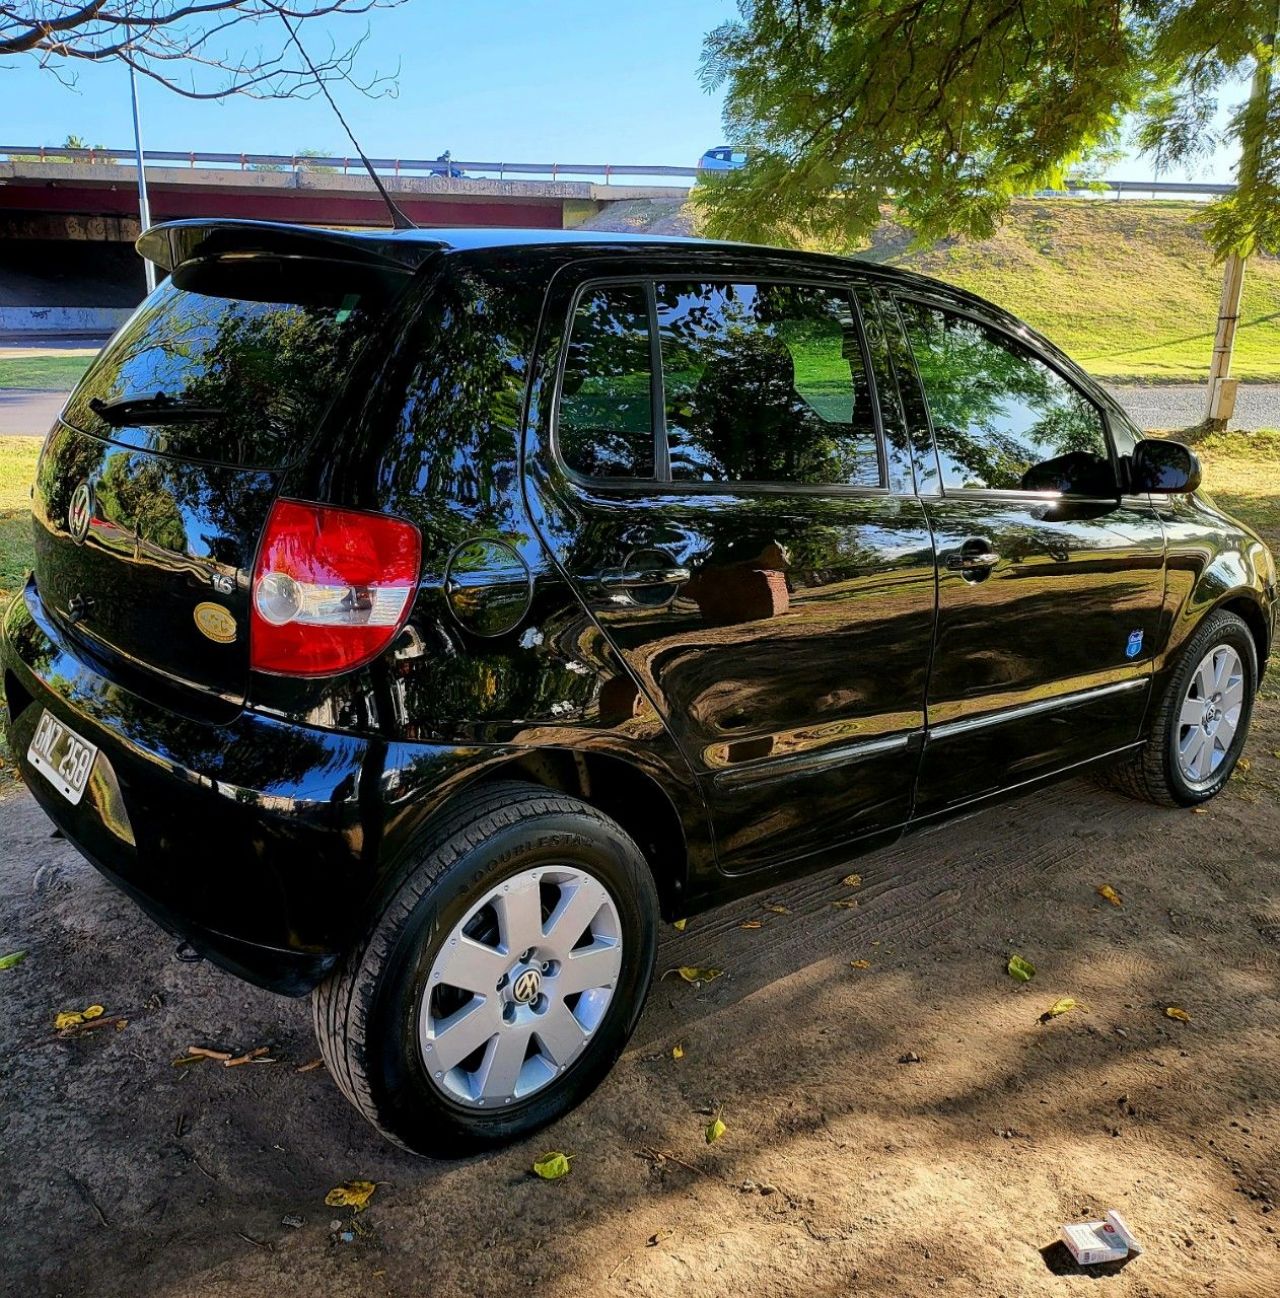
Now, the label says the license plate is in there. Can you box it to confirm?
[27,709,98,805]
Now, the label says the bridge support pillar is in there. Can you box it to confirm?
[561,198,602,229]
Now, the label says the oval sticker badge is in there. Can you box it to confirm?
[194,601,237,644]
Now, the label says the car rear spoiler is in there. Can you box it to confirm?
[136,219,445,277]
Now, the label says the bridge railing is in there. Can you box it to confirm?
[0,145,1238,197]
[0,144,704,183]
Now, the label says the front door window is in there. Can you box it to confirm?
[897,300,1113,496]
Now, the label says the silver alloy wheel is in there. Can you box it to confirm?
[419,866,623,1108]
[1176,643,1245,787]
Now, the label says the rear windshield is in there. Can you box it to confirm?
[63,257,401,468]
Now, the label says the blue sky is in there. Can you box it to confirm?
[0,1,735,167]
[0,0,1243,182]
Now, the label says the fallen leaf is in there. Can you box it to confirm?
[1041,997,1079,1021]
[831,899,859,910]
[54,1004,105,1031]
[705,1112,727,1144]
[663,966,723,985]
[532,1152,572,1180]
[1238,756,1252,772]
[1096,884,1123,907]
[0,951,27,972]
[739,920,763,930]
[849,959,871,970]
[1164,1005,1191,1022]
[672,919,687,932]
[1007,955,1036,983]
[841,874,862,888]
[672,1043,684,1060]
[764,904,791,915]
[324,1179,377,1209]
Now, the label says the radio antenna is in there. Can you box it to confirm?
[277,12,417,230]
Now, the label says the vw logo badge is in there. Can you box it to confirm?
[511,968,542,1005]
[68,482,94,545]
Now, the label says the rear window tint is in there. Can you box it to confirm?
[63,261,395,468]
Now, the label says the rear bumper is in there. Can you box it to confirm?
[2,581,493,995]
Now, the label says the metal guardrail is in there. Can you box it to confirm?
[0,145,1239,195]
[1039,179,1235,196]
[0,145,702,183]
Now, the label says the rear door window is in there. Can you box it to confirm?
[557,283,655,478]
[654,281,882,486]
[63,260,395,468]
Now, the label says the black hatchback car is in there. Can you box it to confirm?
[3,221,1275,1155]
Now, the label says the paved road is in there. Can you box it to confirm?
[0,388,65,436]
[1,382,1276,438]
[1105,382,1280,431]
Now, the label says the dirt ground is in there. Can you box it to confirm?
[2,703,1279,1298]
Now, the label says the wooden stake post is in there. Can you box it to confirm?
[1206,251,1245,428]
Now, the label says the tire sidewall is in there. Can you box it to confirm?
[1163,613,1257,804]
[363,809,658,1156]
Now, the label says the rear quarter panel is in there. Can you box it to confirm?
[280,249,716,900]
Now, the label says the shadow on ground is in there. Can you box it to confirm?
[2,704,1278,1298]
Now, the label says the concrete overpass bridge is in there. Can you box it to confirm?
[0,146,692,336]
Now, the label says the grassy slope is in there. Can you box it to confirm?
[860,200,1280,382]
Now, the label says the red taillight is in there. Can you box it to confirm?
[251,499,421,676]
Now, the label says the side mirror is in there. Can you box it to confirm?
[1130,439,1202,494]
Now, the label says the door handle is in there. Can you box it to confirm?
[597,566,691,589]
[945,539,1000,573]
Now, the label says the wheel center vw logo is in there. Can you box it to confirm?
[68,482,93,545]
[511,968,542,1005]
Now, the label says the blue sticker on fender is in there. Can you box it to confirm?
[1126,629,1144,659]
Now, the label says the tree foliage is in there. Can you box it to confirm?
[698,0,1280,258]
[0,0,405,99]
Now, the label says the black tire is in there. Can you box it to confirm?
[312,780,659,1156]
[1100,609,1257,807]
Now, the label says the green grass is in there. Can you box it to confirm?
[0,436,37,601]
[859,201,1280,383]
[0,354,93,391]
[1170,427,1280,697]
[0,436,38,795]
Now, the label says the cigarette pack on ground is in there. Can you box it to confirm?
[1060,1210,1144,1266]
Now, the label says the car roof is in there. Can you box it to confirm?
[138,216,850,269]
[135,218,1023,330]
